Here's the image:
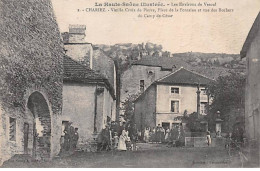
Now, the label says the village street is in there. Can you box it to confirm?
[2,143,243,168]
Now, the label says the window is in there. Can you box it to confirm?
[201,102,208,115]
[140,80,144,92]
[9,117,16,141]
[171,87,179,94]
[201,89,207,95]
[171,101,179,113]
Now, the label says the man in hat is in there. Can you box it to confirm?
[72,128,79,151]
[101,125,111,151]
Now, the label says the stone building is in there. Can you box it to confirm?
[62,25,116,87]
[62,25,118,119]
[120,56,228,115]
[0,0,64,164]
[63,56,116,143]
[120,56,192,112]
[240,12,260,166]
[134,68,213,131]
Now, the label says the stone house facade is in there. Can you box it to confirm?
[134,68,213,131]
[0,0,64,164]
[240,12,260,165]
[62,25,116,88]
[62,25,118,120]
[120,56,192,112]
[63,56,116,143]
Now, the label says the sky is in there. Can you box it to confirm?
[51,0,260,54]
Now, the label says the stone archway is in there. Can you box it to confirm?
[27,91,51,160]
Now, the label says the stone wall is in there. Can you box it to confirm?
[93,49,116,89]
[121,65,171,107]
[244,18,260,164]
[0,0,63,164]
[134,85,157,131]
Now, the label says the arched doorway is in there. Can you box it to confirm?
[26,91,51,159]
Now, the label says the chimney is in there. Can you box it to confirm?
[68,24,86,43]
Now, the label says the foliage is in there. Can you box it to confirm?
[0,0,64,114]
[207,72,246,132]
[173,52,246,70]
[184,112,205,132]
[121,93,140,122]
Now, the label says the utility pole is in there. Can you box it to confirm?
[196,84,201,118]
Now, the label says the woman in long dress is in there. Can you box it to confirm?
[144,127,150,143]
[165,127,170,143]
[118,127,128,151]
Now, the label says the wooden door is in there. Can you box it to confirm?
[24,123,29,154]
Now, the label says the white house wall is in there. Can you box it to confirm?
[62,83,116,142]
[62,84,96,142]
[156,84,208,126]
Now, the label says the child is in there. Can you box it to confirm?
[206,131,211,146]
[113,132,119,150]
[126,136,132,151]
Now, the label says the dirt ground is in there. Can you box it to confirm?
[1,143,250,168]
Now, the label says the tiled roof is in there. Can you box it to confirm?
[63,55,116,99]
[132,56,190,70]
[63,55,105,81]
[241,12,260,58]
[156,67,214,85]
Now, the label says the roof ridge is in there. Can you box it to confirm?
[156,66,184,82]
[183,67,215,81]
[64,55,106,78]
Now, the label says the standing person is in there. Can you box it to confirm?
[113,132,119,150]
[63,122,70,151]
[102,125,111,151]
[72,128,79,151]
[69,123,75,151]
[118,126,128,151]
[165,127,170,143]
[176,125,181,147]
[179,123,185,146]
[167,126,174,147]
[151,127,156,143]
[155,124,161,143]
[206,131,211,146]
[130,124,138,150]
[137,129,142,141]
[160,126,165,143]
[144,127,150,143]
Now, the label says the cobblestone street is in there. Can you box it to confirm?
[2,143,245,168]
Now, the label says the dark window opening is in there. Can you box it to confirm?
[171,101,179,113]
[9,117,16,141]
[171,87,179,94]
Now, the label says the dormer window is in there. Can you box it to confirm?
[171,87,179,94]
[148,70,154,75]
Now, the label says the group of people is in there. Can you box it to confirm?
[62,122,79,152]
[143,124,185,147]
[97,121,138,151]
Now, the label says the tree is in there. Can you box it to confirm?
[121,93,140,122]
[207,71,246,132]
